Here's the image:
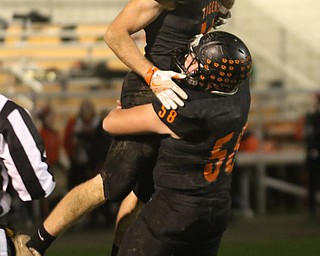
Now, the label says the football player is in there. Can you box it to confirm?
[104,0,235,254]
[103,30,252,255]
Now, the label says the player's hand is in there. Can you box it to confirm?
[13,234,42,256]
[145,67,187,110]
[213,10,232,29]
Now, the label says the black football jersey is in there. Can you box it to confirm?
[152,80,251,196]
[145,0,220,70]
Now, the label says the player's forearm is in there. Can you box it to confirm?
[104,0,163,78]
[103,104,175,136]
[104,27,152,78]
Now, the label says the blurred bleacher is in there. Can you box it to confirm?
[0,18,145,133]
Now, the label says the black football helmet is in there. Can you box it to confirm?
[173,31,252,95]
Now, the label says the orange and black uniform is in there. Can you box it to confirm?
[101,0,221,202]
[305,106,320,216]
[118,80,251,256]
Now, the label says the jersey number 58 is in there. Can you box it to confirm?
[204,123,247,182]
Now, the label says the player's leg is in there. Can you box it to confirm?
[118,191,231,255]
[104,136,156,255]
[112,191,144,255]
[111,140,156,256]
[175,193,231,256]
[101,71,159,202]
[111,161,154,255]
[100,134,159,202]
[24,174,106,255]
[103,71,159,254]
[42,174,106,236]
[117,193,175,256]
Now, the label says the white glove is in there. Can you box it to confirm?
[213,0,233,29]
[213,11,232,29]
[13,234,42,256]
[145,67,187,110]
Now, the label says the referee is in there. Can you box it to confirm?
[0,94,55,255]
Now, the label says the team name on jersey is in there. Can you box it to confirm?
[202,1,219,19]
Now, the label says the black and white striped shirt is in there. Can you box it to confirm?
[0,95,55,216]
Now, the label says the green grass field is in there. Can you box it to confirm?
[47,247,111,256]
[219,238,320,256]
[45,238,320,256]
[41,213,320,256]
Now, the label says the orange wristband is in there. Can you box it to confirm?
[144,66,159,85]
